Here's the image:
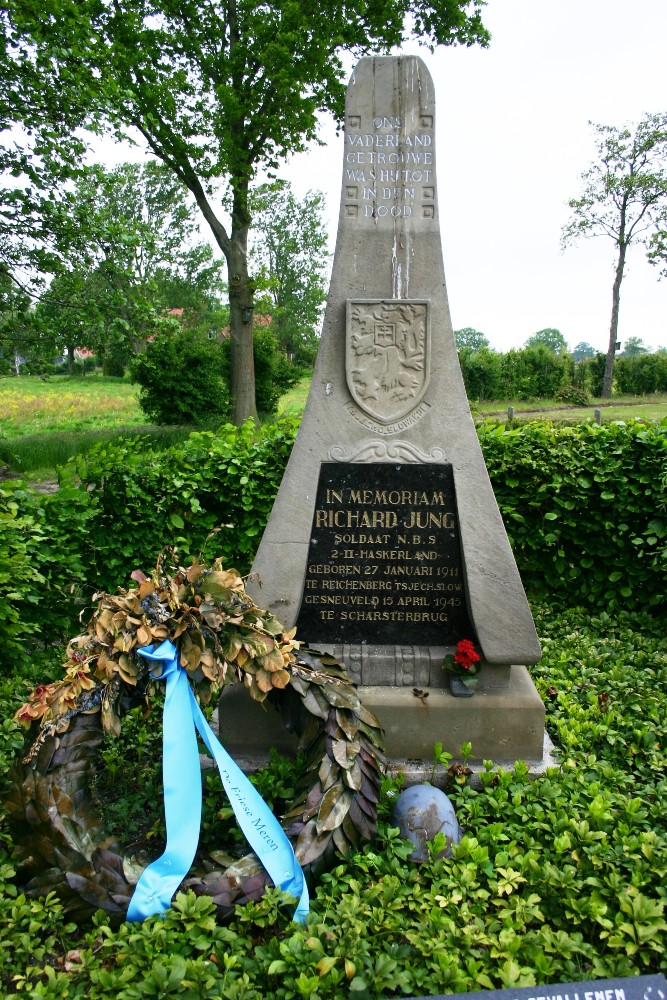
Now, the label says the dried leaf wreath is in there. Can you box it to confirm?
[5,551,385,921]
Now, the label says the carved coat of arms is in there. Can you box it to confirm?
[346,300,430,423]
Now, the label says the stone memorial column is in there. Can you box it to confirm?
[222,56,545,765]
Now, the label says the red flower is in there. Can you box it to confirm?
[453,639,481,672]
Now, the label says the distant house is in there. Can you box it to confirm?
[140,308,265,349]
[216,314,272,341]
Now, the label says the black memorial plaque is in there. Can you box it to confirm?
[405,973,667,1000]
[295,462,473,645]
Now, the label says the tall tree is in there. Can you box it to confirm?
[454,327,490,352]
[524,328,568,354]
[0,5,92,296]
[0,274,46,374]
[571,341,595,362]
[4,0,489,423]
[248,181,329,366]
[647,227,667,276]
[36,161,223,373]
[622,335,650,357]
[72,162,206,278]
[562,114,667,397]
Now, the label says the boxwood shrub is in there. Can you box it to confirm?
[0,605,665,995]
[479,420,666,612]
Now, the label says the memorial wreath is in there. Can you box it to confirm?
[5,551,385,923]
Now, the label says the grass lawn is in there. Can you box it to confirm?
[1,374,665,480]
[0,374,144,437]
[0,376,194,478]
[4,374,665,438]
[277,374,312,416]
[280,376,667,424]
[474,396,667,424]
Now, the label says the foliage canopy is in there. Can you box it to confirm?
[524,328,568,354]
[3,0,490,422]
[454,327,490,352]
[249,181,329,367]
[33,161,224,375]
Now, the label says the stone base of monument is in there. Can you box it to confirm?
[359,666,544,761]
[216,665,546,775]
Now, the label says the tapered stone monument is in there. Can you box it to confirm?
[220,56,545,765]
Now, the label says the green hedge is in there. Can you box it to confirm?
[0,418,664,664]
[76,417,300,586]
[459,347,667,401]
[613,353,667,395]
[0,481,94,662]
[0,491,47,659]
[459,346,576,401]
[480,420,666,611]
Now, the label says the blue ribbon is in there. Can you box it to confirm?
[126,639,308,924]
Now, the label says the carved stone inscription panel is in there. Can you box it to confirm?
[343,112,435,222]
[347,300,430,424]
[295,463,473,645]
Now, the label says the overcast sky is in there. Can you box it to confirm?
[280,0,667,353]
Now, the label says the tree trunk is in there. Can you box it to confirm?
[226,177,257,425]
[603,242,626,398]
[228,231,258,425]
[184,171,257,425]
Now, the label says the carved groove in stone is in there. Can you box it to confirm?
[346,299,430,423]
[329,440,446,463]
[327,644,448,687]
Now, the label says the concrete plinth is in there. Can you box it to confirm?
[361,666,544,761]
[216,665,545,767]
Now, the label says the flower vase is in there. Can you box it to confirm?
[449,674,478,698]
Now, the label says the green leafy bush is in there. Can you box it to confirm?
[480,419,666,611]
[1,419,301,653]
[1,606,665,995]
[614,353,667,395]
[0,481,95,665]
[68,416,300,594]
[458,347,505,401]
[555,384,590,405]
[459,346,575,402]
[503,345,572,400]
[0,486,46,661]
[220,326,303,417]
[576,353,607,397]
[1,417,664,659]
[130,329,230,425]
[131,326,300,426]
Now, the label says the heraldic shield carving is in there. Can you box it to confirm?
[346,300,431,424]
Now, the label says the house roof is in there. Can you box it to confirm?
[220,314,272,338]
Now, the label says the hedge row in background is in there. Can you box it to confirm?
[0,417,665,665]
[0,418,300,661]
[459,346,667,401]
[480,419,666,610]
